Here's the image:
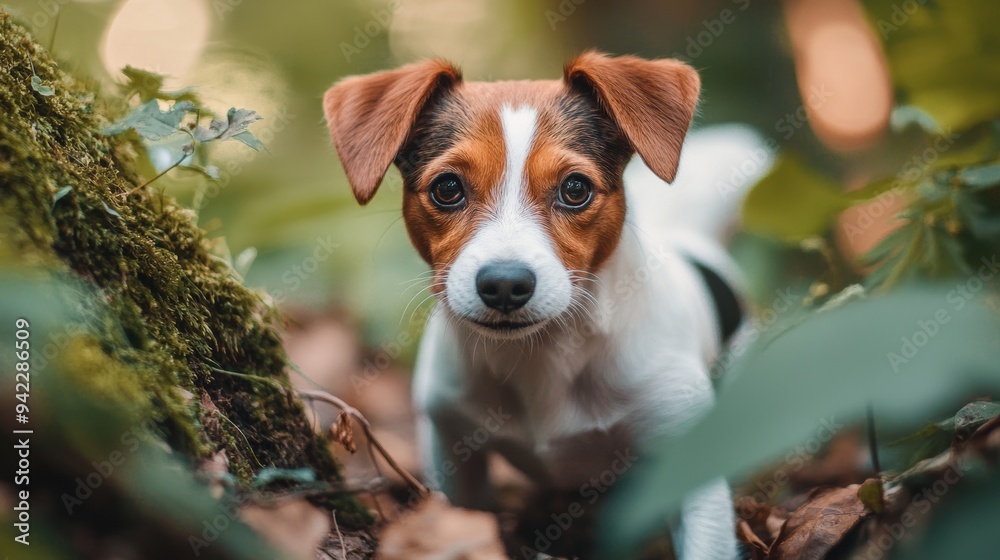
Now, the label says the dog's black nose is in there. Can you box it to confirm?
[476,262,535,313]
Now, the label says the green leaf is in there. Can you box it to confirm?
[52,185,73,206]
[251,467,315,488]
[890,105,940,134]
[952,401,1000,439]
[30,74,54,96]
[234,247,257,279]
[598,282,1000,558]
[231,131,267,152]
[217,108,262,141]
[857,479,884,514]
[742,155,849,241]
[103,100,195,141]
[120,66,198,103]
[191,108,266,151]
[101,201,121,219]
[888,473,1000,560]
[956,191,1000,241]
[958,163,1000,190]
[192,118,228,142]
[866,0,1000,132]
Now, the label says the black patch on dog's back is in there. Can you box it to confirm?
[690,260,743,344]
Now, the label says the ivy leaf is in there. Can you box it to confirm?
[217,108,262,141]
[230,131,267,152]
[958,163,1000,190]
[120,66,198,103]
[30,75,54,96]
[191,108,266,151]
[192,118,228,142]
[103,100,195,141]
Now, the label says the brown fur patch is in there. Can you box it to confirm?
[325,53,700,286]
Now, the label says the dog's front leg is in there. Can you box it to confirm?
[636,365,738,560]
[673,477,738,560]
[418,410,492,509]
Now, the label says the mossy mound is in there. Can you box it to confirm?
[0,8,368,529]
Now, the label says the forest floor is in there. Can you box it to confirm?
[273,306,1000,560]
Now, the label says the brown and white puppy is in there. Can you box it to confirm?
[324,52,768,560]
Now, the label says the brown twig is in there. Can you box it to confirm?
[123,142,192,197]
[332,511,347,560]
[300,389,430,498]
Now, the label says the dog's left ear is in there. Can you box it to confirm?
[564,51,700,183]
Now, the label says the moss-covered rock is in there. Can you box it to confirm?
[0,8,369,531]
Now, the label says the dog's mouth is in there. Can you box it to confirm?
[465,316,549,338]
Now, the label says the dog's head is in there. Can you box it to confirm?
[323,52,699,339]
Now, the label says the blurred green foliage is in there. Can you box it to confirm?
[0,0,805,350]
[602,0,1000,556]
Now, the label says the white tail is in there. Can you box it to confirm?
[625,123,774,243]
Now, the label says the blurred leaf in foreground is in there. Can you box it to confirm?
[599,281,1000,557]
[742,155,849,241]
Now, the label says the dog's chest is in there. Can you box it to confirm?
[462,345,638,487]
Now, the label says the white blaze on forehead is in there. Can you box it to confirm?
[497,105,538,224]
[442,103,573,327]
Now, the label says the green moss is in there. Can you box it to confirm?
[0,11,370,527]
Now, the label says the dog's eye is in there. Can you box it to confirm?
[429,174,466,209]
[556,174,593,209]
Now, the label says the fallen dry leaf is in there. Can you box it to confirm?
[771,485,869,560]
[377,496,507,560]
[241,498,331,560]
[738,519,770,559]
[332,411,358,454]
[765,508,790,542]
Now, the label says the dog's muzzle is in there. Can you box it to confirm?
[475,261,535,313]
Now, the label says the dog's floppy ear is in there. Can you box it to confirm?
[323,60,462,204]
[564,51,700,183]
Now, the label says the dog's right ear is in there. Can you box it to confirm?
[323,60,462,205]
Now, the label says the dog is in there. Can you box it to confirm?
[323,51,770,559]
